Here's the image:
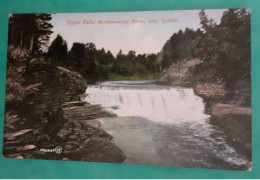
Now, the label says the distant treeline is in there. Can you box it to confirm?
[47,36,161,83]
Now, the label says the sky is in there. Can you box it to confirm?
[49,9,226,56]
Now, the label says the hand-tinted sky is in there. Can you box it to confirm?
[49,9,226,56]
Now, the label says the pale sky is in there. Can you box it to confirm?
[49,9,226,56]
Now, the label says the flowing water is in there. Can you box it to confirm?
[84,80,251,170]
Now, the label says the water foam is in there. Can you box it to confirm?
[84,81,209,125]
[85,81,250,169]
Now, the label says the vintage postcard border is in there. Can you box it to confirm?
[0,0,259,178]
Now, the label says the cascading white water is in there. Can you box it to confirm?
[84,81,210,124]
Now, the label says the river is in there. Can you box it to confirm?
[84,80,251,170]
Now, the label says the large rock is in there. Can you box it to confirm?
[159,59,201,86]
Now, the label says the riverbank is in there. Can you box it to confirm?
[159,59,252,160]
[4,51,126,162]
[54,101,125,162]
[4,100,126,162]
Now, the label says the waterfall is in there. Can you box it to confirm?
[84,81,250,170]
[84,81,210,124]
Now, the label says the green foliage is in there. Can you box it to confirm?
[160,8,251,89]
[5,47,42,110]
[8,13,53,52]
[160,28,203,70]
[199,9,216,32]
[5,45,88,137]
[48,34,68,65]
[68,42,86,68]
[111,50,160,79]
[47,34,161,83]
[63,41,109,83]
[108,71,164,81]
[195,9,251,87]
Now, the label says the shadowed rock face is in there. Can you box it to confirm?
[159,59,202,86]
[4,63,126,163]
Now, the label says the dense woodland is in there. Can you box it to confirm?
[6,9,251,112]
[160,9,251,88]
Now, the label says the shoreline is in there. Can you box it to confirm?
[157,59,252,162]
[3,66,126,163]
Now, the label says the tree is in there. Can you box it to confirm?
[159,27,203,70]
[193,8,251,87]
[198,9,218,61]
[8,13,53,53]
[199,9,216,32]
[126,50,136,61]
[35,14,54,51]
[48,34,68,65]
[103,50,114,66]
[215,9,251,85]
[83,42,97,74]
[116,49,125,62]
[68,42,86,69]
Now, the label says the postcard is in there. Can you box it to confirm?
[3,9,251,171]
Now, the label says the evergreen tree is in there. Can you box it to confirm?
[194,8,251,86]
[68,42,86,68]
[199,9,216,32]
[8,13,53,53]
[48,34,68,65]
